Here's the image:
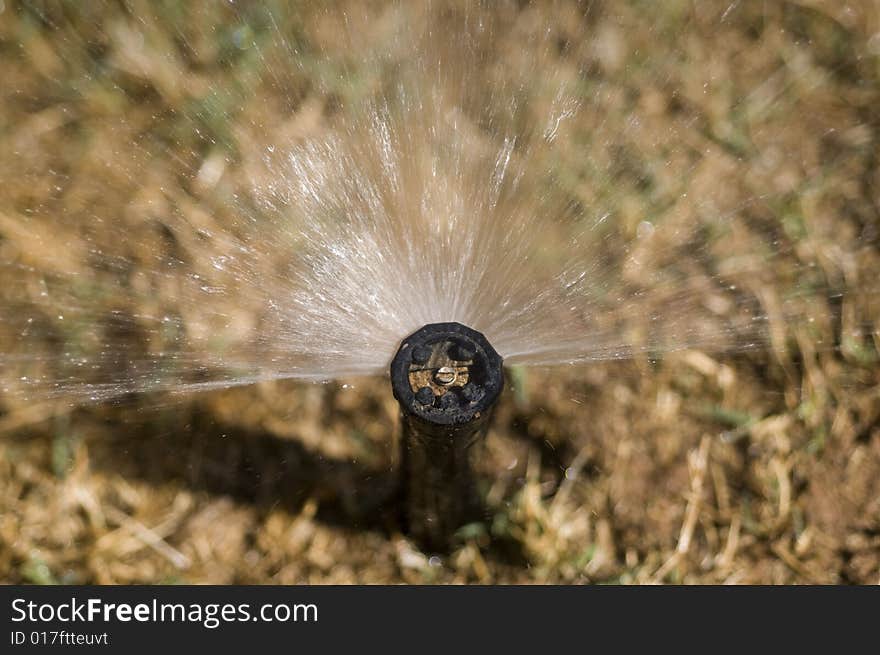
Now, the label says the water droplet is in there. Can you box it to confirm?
[637,221,655,239]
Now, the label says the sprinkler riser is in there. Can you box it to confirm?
[398,406,494,551]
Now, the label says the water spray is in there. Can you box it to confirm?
[390,322,504,551]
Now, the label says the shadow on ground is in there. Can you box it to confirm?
[88,404,400,535]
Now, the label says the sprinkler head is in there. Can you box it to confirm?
[390,322,504,428]
[390,322,504,551]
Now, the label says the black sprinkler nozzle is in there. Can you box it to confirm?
[390,322,504,551]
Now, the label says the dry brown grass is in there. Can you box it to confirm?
[1,1,879,584]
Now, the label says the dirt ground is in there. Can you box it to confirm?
[1,1,879,584]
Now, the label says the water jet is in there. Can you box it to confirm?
[390,322,503,551]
